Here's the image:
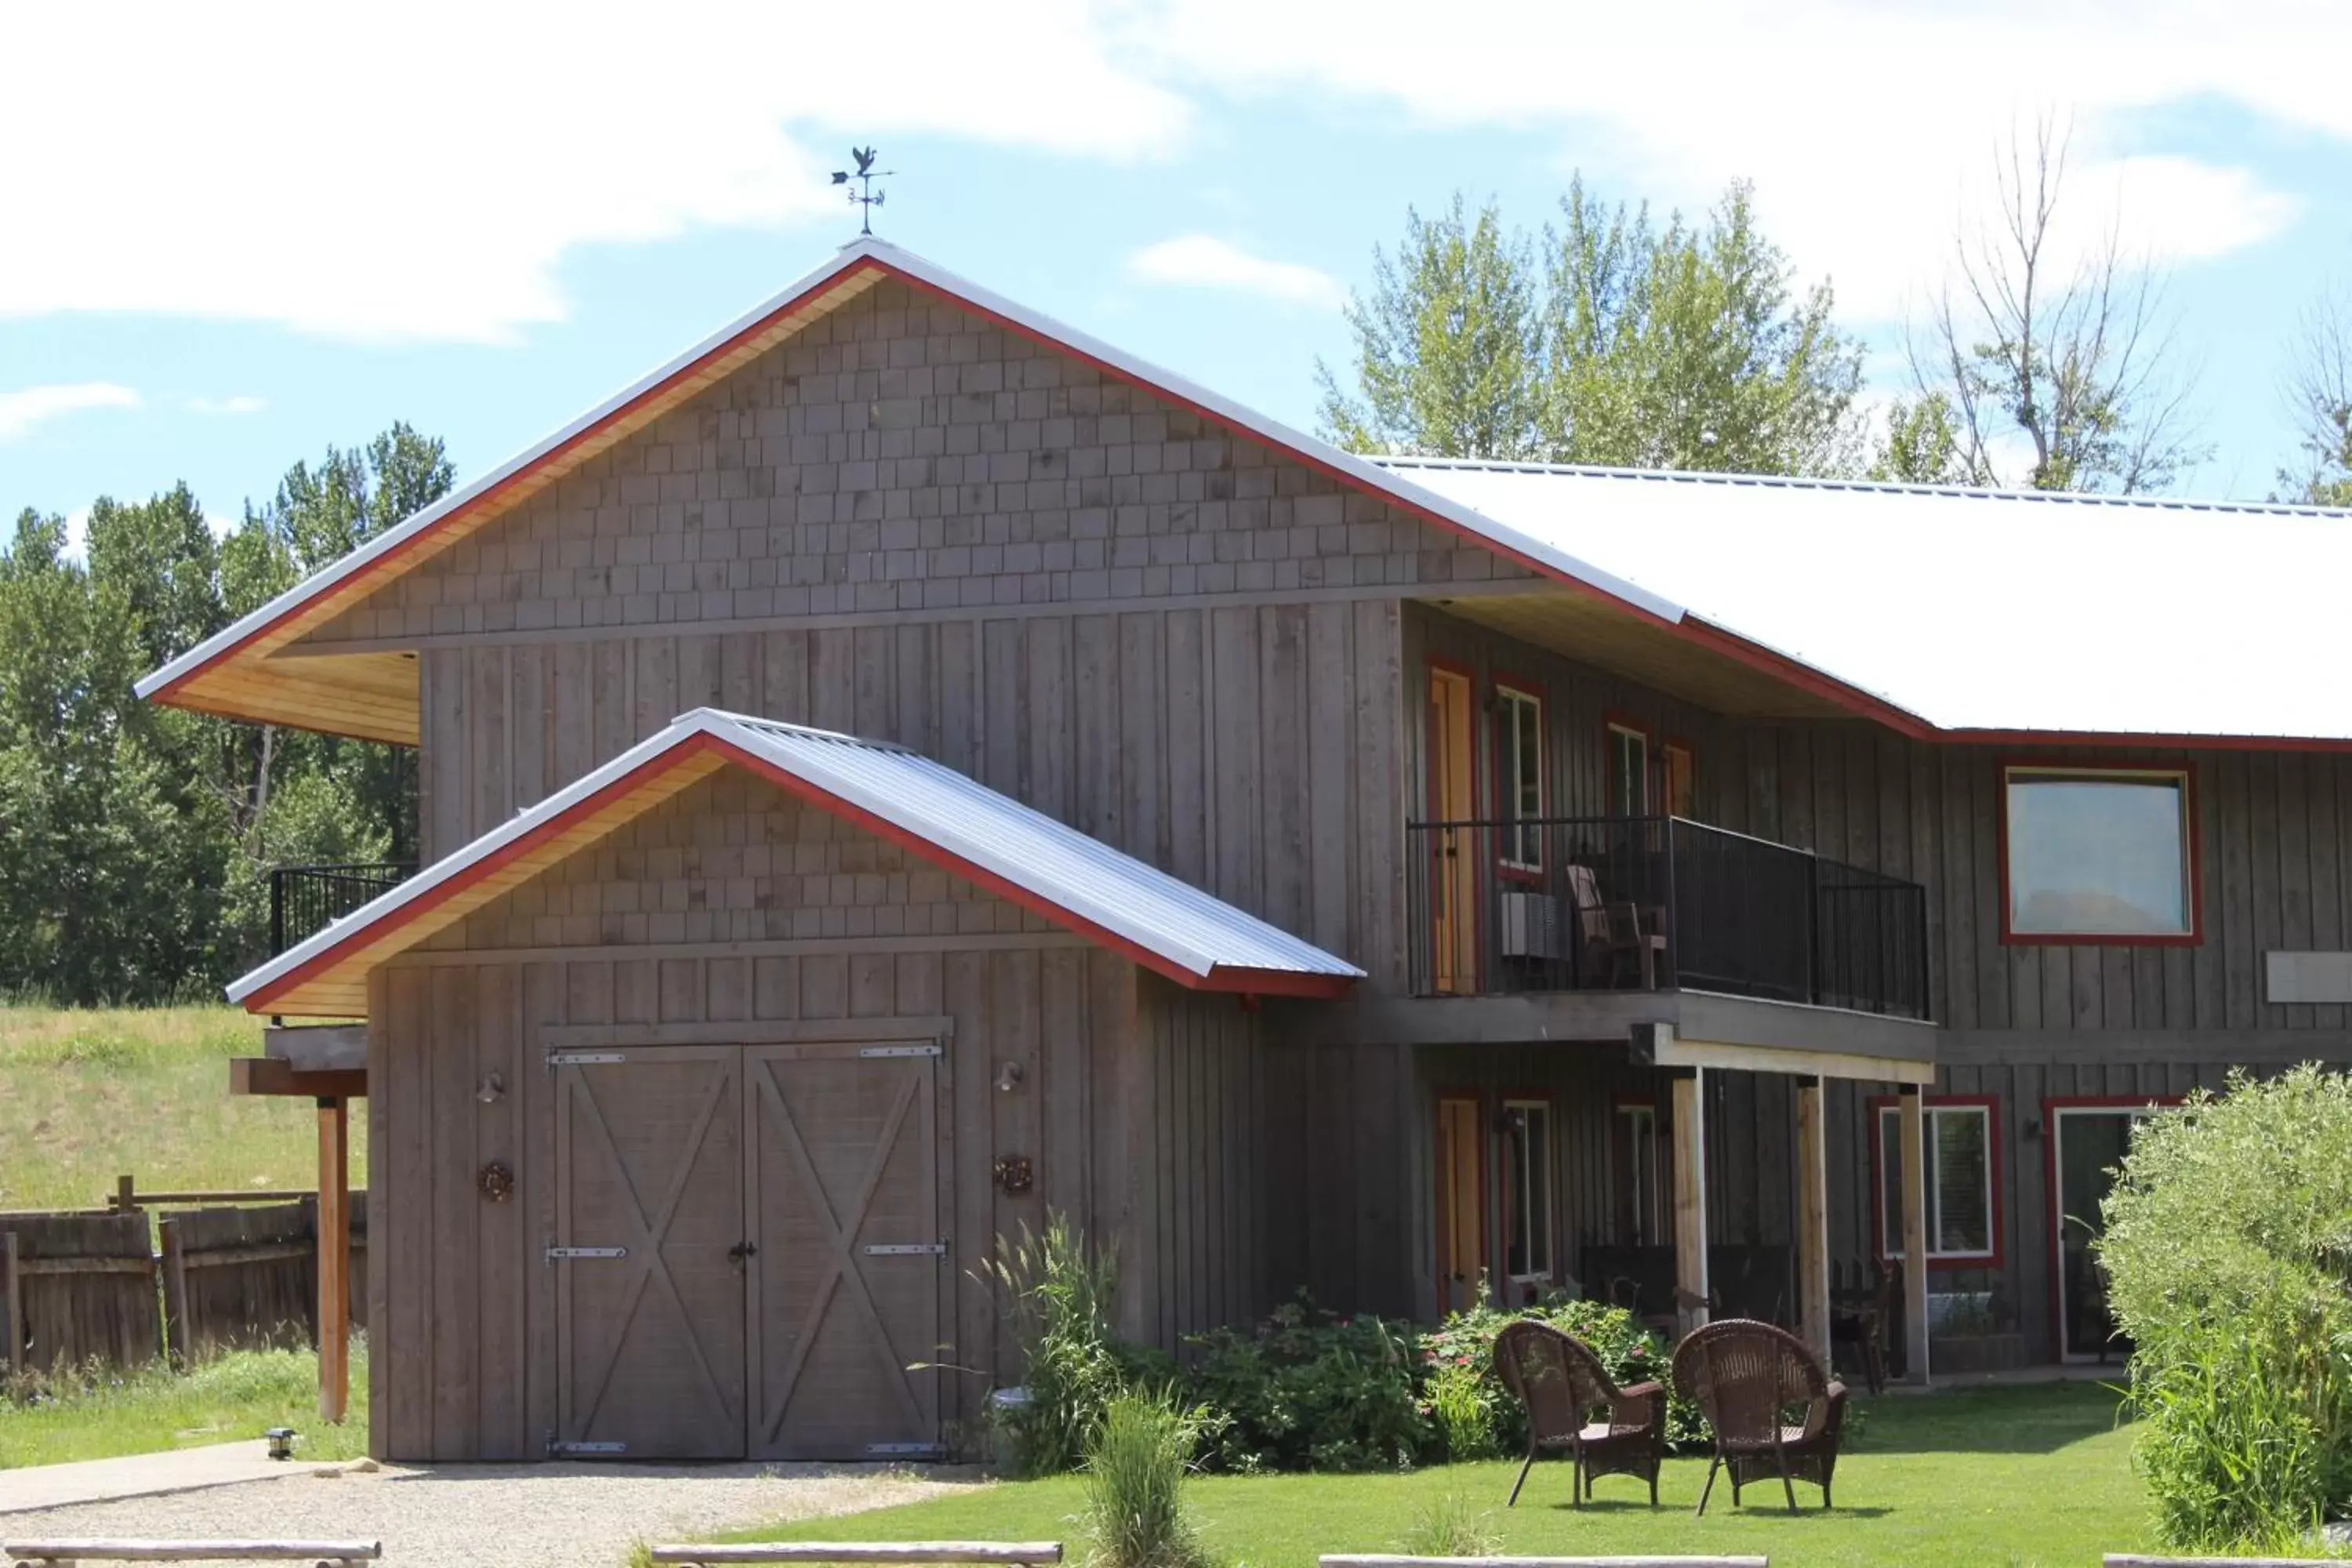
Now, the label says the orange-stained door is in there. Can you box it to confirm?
[1428,668,1479,993]
[1435,1094,1488,1315]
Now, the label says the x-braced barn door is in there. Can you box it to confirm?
[553,1047,747,1459]
[745,1042,942,1461]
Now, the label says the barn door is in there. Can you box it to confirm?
[553,1047,746,1459]
[744,1042,942,1461]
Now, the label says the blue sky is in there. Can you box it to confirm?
[5,2,2348,542]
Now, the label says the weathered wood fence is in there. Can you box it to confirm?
[1,1197,366,1377]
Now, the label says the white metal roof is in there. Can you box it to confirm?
[228,707,1362,1008]
[1382,459,2352,742]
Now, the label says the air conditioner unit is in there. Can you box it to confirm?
[1497,891,1563,960]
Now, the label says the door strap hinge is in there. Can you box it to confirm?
[548,1051,626,1069]
[866,1442,945,1457]
[862,1241,948,1257]
[549,1439,627,1455]
[858,1044,942,1058]
[545,1245,628,1261]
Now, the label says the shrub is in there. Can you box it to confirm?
[1421,1294,1706,1452]
[1424,1361,1501,1461]
[980,1213,1140,1478]
[1082,1391,1211,1568]
[2100,1066,2352,1552]
[1184,1294,1431,1472]
[1398,1490,1501,1556]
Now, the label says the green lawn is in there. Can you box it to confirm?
[746,1384,2146,1568]
[0,1004,365,1212]
[0,1345,369,1469]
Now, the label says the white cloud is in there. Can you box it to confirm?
[187,394,267,416]
[2,3,2338,346]
[1127,235,1345,307]
[1112,0,2328,322]
[0,2,1191,344]
[0,382,142,441]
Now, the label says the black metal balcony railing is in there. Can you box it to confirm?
[269,862,416,958]
[1405,815,1929,1019]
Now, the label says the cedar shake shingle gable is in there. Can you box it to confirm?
[135,238,1932,748]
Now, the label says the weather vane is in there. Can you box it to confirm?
[830,147,893,237]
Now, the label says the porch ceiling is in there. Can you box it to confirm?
[1429,586,1864,721]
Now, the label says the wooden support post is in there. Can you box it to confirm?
[1899,1083,1931,1386]
[158,1218,191,1363]
[1670,1067,1709,1337]
[2,1230,21,1378]
[1795,1076,1831,1367]
[317,1095,350,1425]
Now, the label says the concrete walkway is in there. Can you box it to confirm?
[0,1440,347,1515]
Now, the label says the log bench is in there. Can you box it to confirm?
[649,1544,1064,1567]
[2,1544,379,1567]
[1322,1556,1769,1568]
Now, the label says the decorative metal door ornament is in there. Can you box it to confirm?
[477,1160,515,1203]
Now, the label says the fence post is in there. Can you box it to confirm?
[2,1230,20,1379]
[158,1214,191,1363]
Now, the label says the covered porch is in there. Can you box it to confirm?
[1334,992,1941,1385]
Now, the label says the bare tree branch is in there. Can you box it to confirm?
[1907,114,2208,492]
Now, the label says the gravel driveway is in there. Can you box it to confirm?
[0,1461,981,1568]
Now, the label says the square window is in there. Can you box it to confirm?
[1877,1101,1995,1261]
[2005,767,2194,939]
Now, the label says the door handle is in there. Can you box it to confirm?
[728,1241,757,1265]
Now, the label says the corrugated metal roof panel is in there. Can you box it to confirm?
[1382,459,2352,742]
[717,713,1360,984]
[228,708,1360,1014]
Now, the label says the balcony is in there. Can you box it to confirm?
[1405,816,1929,1020]
[269,862,416,958]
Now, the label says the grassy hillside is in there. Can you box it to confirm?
[0,1005,369,1212]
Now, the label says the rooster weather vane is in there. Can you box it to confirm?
[831,147,893,236]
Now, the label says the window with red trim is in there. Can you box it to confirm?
[1496,684,1544,872]
[2004,765,2195,940]
[1875,1098,1997,1262]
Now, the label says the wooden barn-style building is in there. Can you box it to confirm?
[138,238,2352,1462]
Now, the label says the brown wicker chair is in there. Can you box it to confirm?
[1492,1319,1666,1508]
[1670,1318,1847,1515]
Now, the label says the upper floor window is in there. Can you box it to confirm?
[1875,1098,1998,1262]
[2004,766,2196,942]
[1496,684,1544,872]
[1662,742,1695,819]
[1608,722,1651,815]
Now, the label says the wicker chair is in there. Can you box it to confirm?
[1492,1319,1666,1508]
[1670,1318,1847,1515]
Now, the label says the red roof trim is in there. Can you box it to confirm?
[245,726,1354,1011]
[244,731,734,1011]
[723,743,1348,996]
[152,260,893,704]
